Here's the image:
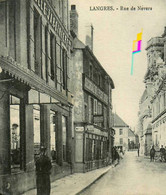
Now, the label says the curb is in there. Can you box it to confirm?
[76,165,115,195]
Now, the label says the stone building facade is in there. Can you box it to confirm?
[138,89,152,155]
[138,27,166,154]
[0,0,73,194]
[146,35,166,149]
[70,5,115,173]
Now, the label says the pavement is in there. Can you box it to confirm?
[22,163,116,195]
[80,151,166,195]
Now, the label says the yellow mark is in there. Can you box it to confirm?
[133,40,137,51]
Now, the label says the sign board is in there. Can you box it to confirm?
[86,125,94,132]
[34,0,71,47]
[75,127,84,132]
[93,115,104,123]
[84,76,108,104]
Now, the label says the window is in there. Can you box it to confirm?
[120,138,123,145]
[94,99,97,115]
[103,106,107,129]
[50,111,56,161]
[89,63,93,79]
[119,129,123,135]
[88,96,93,123]
[33,105,41,159]
[101,141,103,159]
[62,48,67,90]
[98,102,102,115]
[98,73,102,87]
[62,116,67,161]
[84,104,88,122]
[56,43,61,91]
[45,26,48,82]
[34,8,42,76]
[50,32,57,83]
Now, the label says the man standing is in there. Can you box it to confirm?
[137,143,140,157]
[35,146,52,195]
[150,145,156,162]
[160,145,165,162]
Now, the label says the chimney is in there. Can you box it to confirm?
[85,25,94,52]
[70,5,78,36]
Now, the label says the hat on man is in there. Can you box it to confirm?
[40,145,47,151]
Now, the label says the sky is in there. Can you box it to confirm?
[69,0,166,130]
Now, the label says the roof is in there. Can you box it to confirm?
[113,113,129,127]
[73,37,85,49]
[128,129,135,137]
[73,37,115,89]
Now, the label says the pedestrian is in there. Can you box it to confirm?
[160,145,165,162]
[150,145,156,162]
[115,147,120,163]
[35,146,52,195]
[137,143,140,157]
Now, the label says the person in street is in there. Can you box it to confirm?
[119,147,123,159]
[160,145,165,162]
[137,143,140,157]
[112,147,116,163]
[150,145,156,162]
[35,146,52,195]
[115,147,120,163]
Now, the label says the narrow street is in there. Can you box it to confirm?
[80,151,166,195]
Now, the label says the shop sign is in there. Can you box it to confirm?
[93,115,104,123]
[34,0,71,47]
[84,76,108,104]
[75,127,84,132]
[86,125,94,132]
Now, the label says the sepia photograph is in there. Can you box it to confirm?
[0,0,166,194]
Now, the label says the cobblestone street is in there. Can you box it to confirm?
[80,151,166,195]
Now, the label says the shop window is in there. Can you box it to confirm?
[34,8,42,76]
[119,129,123,135]
[10,95,22,171]
[97,140,101,160]
[50,110,56,161]
[103,141,107,159]
[33,105,41,159]
[62,116,67,161]
[101,141,103,159]
[86,138,92,161]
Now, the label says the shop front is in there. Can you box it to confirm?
[74,124,108,173]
